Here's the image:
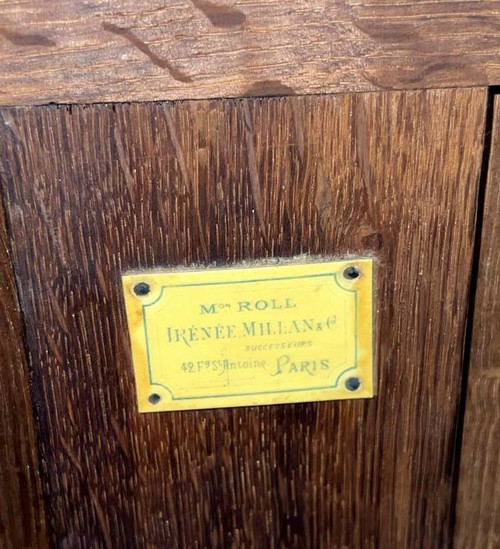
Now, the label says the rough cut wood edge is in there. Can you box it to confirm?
[454,95,500,549]
[0,198,48,547]
[0,0,499,106]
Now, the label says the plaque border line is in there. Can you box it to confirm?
[141,272,359,400]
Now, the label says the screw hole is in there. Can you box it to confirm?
[345,377,361,391]
[148,393,161,404]
[134,282,150,296]
[343,266,360,280]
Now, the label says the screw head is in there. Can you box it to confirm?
[345,377,361,391]
[148,393,161,404]
[343,266,360,280]
[133,282,150,296]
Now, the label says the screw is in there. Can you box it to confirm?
[133,282,150,296]
[345,377,361,391]
[148,393,161,404]
[343,266,360,280]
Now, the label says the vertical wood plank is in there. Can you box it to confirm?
[0,190,47,546]
[455,96,500,549]
[0,88,486,547]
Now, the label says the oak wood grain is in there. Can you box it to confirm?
[0,1,499,106]
[0,88,486,547]
[0,185,47,545]
[455,95,500,549]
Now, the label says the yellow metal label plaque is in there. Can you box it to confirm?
[122,259,374,412]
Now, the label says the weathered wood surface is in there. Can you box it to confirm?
[455,95,500,549]
[0,1,499,106]
[0,188,47,545]
[0,88,486,546]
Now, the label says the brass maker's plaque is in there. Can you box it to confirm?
[123,259,374,412]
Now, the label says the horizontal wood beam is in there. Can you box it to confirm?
[0,1,499,106]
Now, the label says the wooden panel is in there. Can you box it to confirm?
[0,184,47,544]
[0,1,499,106]
[455,96,500,549]
[0,88,486,546]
